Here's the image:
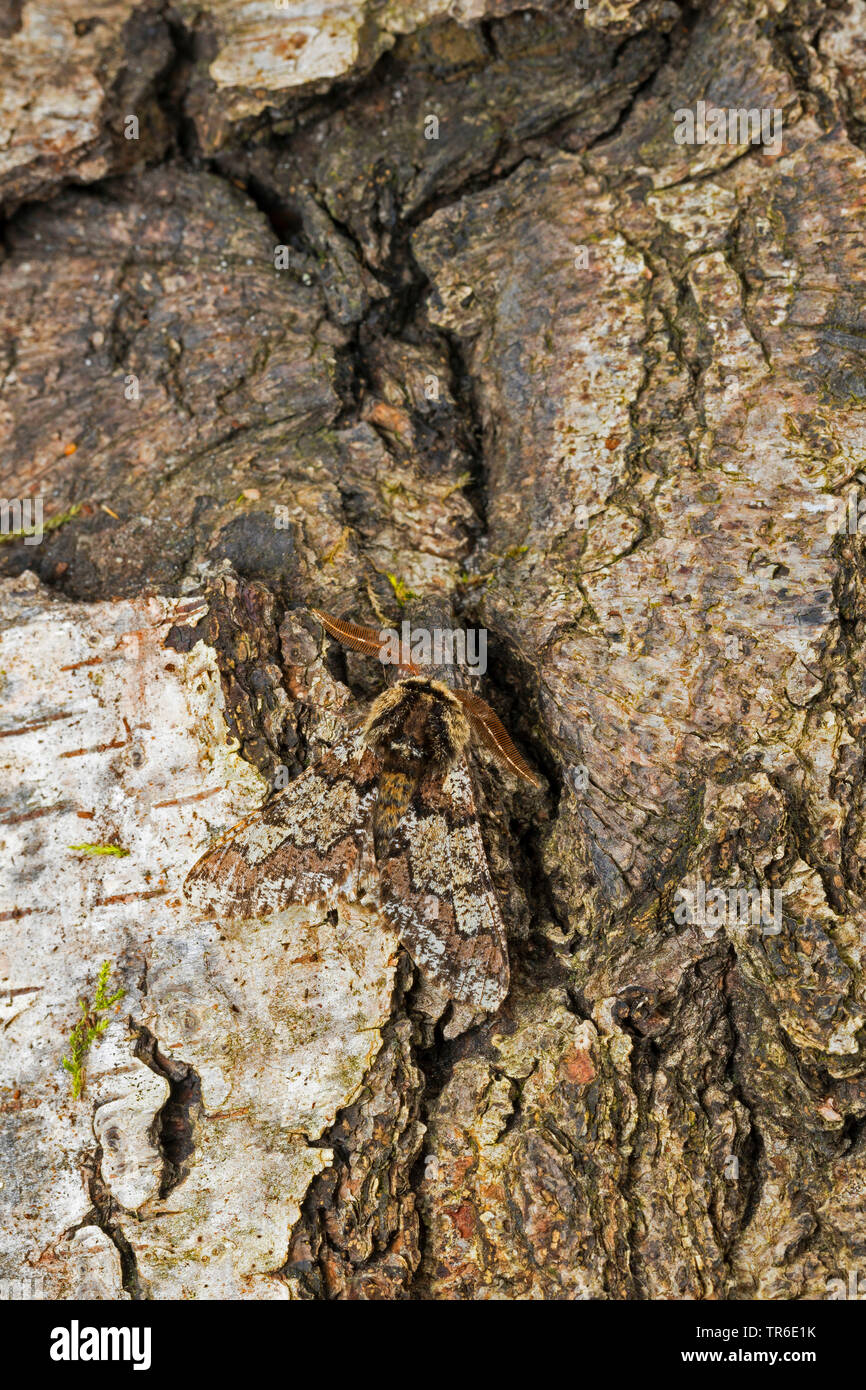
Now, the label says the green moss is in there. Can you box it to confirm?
[441,470,473,499]
[0,502,82,544]
[386,572,418,605]
[41,502,84,534]
[62,961,126,1100]
[67,843,130,857]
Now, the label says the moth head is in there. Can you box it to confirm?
[363,677,470,775]
[313,608,540,786]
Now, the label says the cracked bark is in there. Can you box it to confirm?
[2,0,866,1300]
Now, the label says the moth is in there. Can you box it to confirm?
[184,610,538,1012]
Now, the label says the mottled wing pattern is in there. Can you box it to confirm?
[377,757,509,1011]
[184,735,380,916]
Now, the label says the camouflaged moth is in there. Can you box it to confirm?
[184,610,539,1012]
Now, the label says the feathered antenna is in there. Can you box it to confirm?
[453,689,540,785]
[311,609,419,673]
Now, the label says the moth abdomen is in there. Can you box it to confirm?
[373,769,417,859]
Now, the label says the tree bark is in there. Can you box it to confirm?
[2,0,866,1300]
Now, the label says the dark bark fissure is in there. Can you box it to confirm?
[66,1148,147,1300]
[133,1025,203,1199]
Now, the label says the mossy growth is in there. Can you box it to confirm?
[386,572,418,605]
[67,843,130,857]
[0,502,82,544]
[63,961,125,1100]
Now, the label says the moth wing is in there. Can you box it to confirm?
[378,757,509,1011]
[184,735,380,917]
